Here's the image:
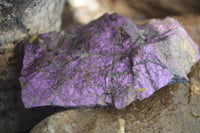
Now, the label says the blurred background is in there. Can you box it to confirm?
[62,0,200,29]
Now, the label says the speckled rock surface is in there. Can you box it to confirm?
[19,13,199,109]
[0,0,65,44]
[0,0,65,81]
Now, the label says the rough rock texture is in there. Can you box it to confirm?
[19,13,199,109]
[0,0,65,81]
[0,0,65,44]
[188,57,200,95]
[0,43,19,81]
[30,60,200,133]
[172,15,200,48]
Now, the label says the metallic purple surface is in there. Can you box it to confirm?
[19,14,199,109]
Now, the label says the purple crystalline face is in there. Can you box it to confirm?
[19,13,200,109]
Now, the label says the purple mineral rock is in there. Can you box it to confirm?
[19,13,199,109]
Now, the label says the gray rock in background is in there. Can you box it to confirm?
[0,0,65,80]
[0,0,65,44]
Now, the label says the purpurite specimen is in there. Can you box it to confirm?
[19,13,200,109]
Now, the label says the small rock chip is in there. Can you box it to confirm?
[118,118,126,133]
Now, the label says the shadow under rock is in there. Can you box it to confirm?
[0,79,66,133]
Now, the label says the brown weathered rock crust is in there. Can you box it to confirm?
[30,80,200,133]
